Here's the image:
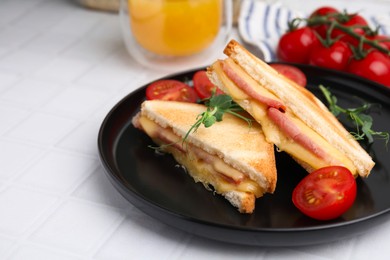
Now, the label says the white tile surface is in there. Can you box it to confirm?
[0,104,30,135]
[90,92,138,123]
[350,222,390,259]
[0,78,63,109]
[8,244,82,260]
[30,200,124,254]
[0,72,19,93]
[94,210,189,259]
[33,57,93,83]
[293,239,354,259]
[71,167,131,209]
[47,9,101,37]
[75,49,140,90]
[0,139,44,180]
[17,150,97,193]
[176,236,263,260]
[0,26,38,51]
[61,36,117,63]
[0,50,54,75]
[0,0,389,259]
[0,0,44,26]
[5,112,79,145]
[56,120,102,155]
[0,186,58,236]
[22,32,79,55]
[0,47,9,59]
[12,0,74,32]
[0,235,15,256]
[264,249,330,260]
[40,86,109,119]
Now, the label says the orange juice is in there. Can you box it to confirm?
[128,0,222,56]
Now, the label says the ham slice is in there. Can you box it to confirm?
[221,61,286,112]
[267,107,328,160]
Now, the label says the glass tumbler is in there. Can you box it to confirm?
[120,0,233,72]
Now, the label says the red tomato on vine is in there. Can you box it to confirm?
[309,6,339,38]
[347,51,390,87]
[331,14,368,45]
[277,26,318,63]
[309,41,352,71]
[364,35,390,51]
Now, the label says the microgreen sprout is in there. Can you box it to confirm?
[319,85,389,147]
[183,94,252,143]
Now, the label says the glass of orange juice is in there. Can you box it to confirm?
[120,0,232,72]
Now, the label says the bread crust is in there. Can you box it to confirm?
[223,191,256,214]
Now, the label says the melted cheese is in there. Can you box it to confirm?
[214,62,357,175]
[138,115,264,197]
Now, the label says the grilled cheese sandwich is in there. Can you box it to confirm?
[207,40,374,177]
[132,100,277,213]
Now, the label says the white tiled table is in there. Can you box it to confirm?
[0,0,390,259]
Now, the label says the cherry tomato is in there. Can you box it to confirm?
[347,51,390,88]
[192,70,223,99]
[375,35,390,50]
[364,35,390,51]
[309,41,352,71]
[277,27,319,64]
[270,64,307,87]
[146,79,198,102]
[331,14,368,45]
[309,6,339,38]
[309,6,339,18]
[292,166,357,221]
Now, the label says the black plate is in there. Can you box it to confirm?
[98,64,390,246]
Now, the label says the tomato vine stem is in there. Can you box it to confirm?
[306,14,390,56]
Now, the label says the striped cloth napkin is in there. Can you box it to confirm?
[238,0,390,62]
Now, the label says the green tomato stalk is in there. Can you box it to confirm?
[304,11,390,57]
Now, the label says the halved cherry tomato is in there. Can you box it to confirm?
[292,166,357,221]
[146,79,198,102]
[270,64,307,87]
[192,70,223,99]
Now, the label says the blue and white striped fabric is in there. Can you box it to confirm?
[239,0,390,62]
[238,1,304,61]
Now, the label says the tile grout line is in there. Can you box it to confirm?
[1,175,127,259]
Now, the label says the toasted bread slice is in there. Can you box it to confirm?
[207,39,374,177]
[132,100,277,213]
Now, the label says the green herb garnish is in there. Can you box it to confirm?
[183,94,252,143]
[319,85,389,146]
